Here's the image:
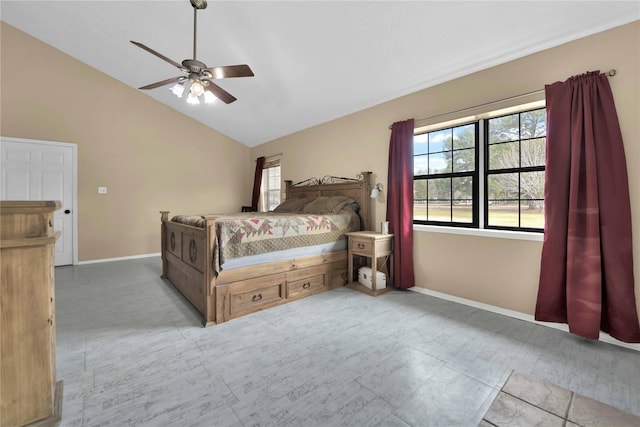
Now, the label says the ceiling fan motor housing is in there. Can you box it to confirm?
[182,59,207,73]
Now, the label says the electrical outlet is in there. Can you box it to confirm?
[98,187,107,194]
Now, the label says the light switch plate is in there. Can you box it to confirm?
[98,187,107,194]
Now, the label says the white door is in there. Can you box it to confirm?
[1,137,76,266]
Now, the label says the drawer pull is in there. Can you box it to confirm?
[357,243,365,249]
[252,293,263,302]
[303,282,311,289]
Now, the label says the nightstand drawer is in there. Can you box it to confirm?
[350,237,373,256]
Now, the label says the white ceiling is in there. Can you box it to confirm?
[2,1,638,147]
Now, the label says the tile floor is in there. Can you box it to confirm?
[54,257,640,426]
[481,371,640,426]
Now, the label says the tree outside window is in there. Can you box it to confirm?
[486,108,546,230]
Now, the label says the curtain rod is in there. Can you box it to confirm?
[256,152,283,161]
[389,69,617,130]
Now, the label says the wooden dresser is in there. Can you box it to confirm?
[1,201,63,427]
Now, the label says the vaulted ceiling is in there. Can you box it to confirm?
[2,1,638,147]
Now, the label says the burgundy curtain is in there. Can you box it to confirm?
[251,156,265,210]
[386,119,415,289]
[536,71,640,343]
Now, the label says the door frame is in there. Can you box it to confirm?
[1,136,79,265]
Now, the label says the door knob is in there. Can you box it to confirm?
[64,209,71,214]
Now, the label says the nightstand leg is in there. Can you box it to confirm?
[371,256,377,291]
[348,251,354,285]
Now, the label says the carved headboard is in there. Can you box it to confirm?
[285,171,373,231]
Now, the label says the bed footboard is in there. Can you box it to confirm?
[160,211,217,326]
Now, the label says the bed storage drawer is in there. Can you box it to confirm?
[287,273,326,299]
[218,274,286,320]
[231,285,282,314]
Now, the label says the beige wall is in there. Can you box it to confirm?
[1,22,252,261]
[252,21,640,319]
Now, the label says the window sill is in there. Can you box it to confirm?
[413,224,544,242]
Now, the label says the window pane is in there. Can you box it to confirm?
[414,201,427,221]
[520,109,546,138]
[452,176,473,223]
[428,177,451,222]
[414,179,427,200]
[429,153,450,174]
[452,176,472,199]
[261,165,281,211]
[520,200,544,228]
[452,148,475,172]
[521,138,546,167]
[452,204,473,223]
[414,133,428,155]
[489,141,519,170]
[428,201,451,222]
[488,203,519,227]
[428,177,450,201]
[453,124,475,149]
[414,154,429,175]
[488,173,518,201]
[520,171,545,201]
[488,113,519,144]
[429,129,450,153]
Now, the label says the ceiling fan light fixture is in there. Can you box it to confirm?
[186,92,200,105]
[169,83,185,98]
[190,80,205,96]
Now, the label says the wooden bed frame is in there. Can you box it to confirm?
[160,171,373,326]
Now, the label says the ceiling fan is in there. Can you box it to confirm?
[130,0,254,105]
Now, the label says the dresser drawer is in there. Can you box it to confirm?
[287,274,326,299]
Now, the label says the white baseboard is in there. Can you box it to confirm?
[76,253,161,265]
[409,287,640,352]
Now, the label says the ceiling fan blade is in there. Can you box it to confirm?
[130,41,185,70]
[139,76,183,90]
[203,80,237,104]
[204,64,254,79]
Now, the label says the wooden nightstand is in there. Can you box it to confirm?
[346,231,393,296]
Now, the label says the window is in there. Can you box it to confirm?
[260,159,281,211]
[486,108,546,231]
[413,123,479,227]
[413,106,546,232]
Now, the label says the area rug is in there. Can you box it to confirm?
[480,371,640,426]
